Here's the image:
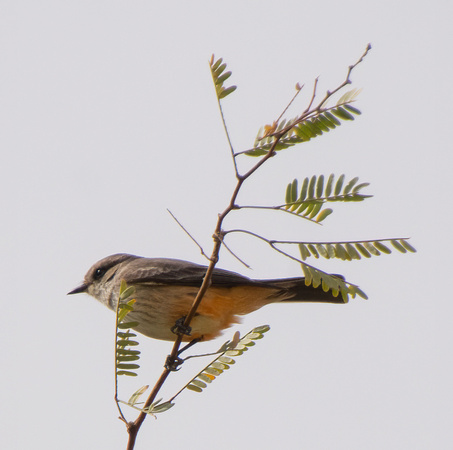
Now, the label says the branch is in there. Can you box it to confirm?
[123,47,374,448]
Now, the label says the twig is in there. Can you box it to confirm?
[218,237,251,269]
[303,77,319,113]
[276,83,304,124]
[167,209,210,261]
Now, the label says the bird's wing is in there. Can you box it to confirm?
[122,257,262,288]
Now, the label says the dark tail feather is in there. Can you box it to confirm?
[264,275,346,304]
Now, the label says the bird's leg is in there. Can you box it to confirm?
[164,355,183,371]
[170,316,192,337]
[164,338,202,372]
[166,317,202,371]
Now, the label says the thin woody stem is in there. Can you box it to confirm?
[167,209,210,261]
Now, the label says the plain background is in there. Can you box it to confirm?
[1,1,452,449]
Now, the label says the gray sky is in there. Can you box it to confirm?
[2,1,452,449]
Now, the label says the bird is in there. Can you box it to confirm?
[68,253,345,342]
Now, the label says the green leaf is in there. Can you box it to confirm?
[225,348,244,356]
[308,175,317,199]
[192,379,208,389]
[319,114,337,129]
[214,63,227,77]
[335,243,350,260]
[210,362,230,370]
[355,243,371,258]
[187,384,203,393]
[332,106,355,120]
[316,175,324,198]
[308,201,323,219]
[210,56,222,71]
[299,244,310,260]
[198,373,214,383]
[116,331,137,339]
[149,401,174,414]
[301,264,313,285]
[296,202,309,215]
[391,239,407,253]
[299,177,309,202]
[300,122,317,138]
[218,356,235,365]
[307,244,319,258]
[344,104,362,115]
[117,370,138,377]
[117,355,140,362]
[325,173,334,197]
[316,244,329,259]
[316,208,333,223]
[400,239,416,253]
[326,243,336,258]
[374,241,391,254]
[117,363,140,370]
[219,85,237,99]
[204,367,222,376]
[295,124,312,141]
[352,182,370,193]
[312,117,330,132]
[354,286,368,300]
[117,339,139,347]
[311,268,322,288]
[304,120,323,136]
[118,303,134,311]
[344,177,359,194]
[334,174,345,196]
[117,331,137,338]
[285,181,293,206]
[340,289,349,303]
[303,202,315,217]
[348,285,368,300]
[252,325,270,334]
[324,111,341,126]
[119,286,136,301]
[290,179,298,209]
[117,349,140,356]
[216,71,232,84]
[117,321,140,329]
[128,386,149,406]
[364,241,381,256]
[345,243,361,259]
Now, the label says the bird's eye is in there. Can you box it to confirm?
[93,268,105,280]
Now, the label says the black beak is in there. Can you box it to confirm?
[67,283,88,295]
